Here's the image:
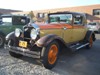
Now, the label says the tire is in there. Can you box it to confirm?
[9,51,23,58]
[8,39,23,58]
[41,41,59,69]
[86,36,93,49]
[0,35,5,48]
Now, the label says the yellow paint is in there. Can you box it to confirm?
[39,27,88,43]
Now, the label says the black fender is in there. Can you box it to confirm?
[84,30,96,42]
[36,34,67,48]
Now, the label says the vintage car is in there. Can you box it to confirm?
[87,22,100,33]
[0,14,30,47]
[5,12,96,69]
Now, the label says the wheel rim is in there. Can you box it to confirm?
[48,44,58,65]
[0,37,3,46]
[89,36,93,47]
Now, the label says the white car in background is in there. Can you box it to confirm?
[87,22,100,33]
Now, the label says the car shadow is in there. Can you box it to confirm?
[20,56,43,67]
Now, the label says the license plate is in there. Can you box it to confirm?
[19,41,27,48]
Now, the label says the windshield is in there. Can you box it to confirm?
[49,14,72,24]
[88,22,97,26]
[1,17,12,25]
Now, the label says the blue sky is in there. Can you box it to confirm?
[0,0,100,11]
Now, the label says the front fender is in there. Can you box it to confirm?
[5,31,15,41]
[35,34,67,47]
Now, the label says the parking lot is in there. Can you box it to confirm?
[0,34,100,75]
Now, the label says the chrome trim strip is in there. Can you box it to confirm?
[76,43,89,50]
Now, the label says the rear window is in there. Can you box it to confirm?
[88,22,96,25]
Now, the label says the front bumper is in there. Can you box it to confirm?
[5,45,41,59]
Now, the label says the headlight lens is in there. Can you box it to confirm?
[30,29,39,40]
[15,28,21,37]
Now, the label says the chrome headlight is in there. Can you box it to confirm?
[15,28,22,37]
[30,28,39,40]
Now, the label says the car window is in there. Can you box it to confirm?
[49,14,72,24]
[13,16,27,25]
[88,22,96,26]
[1,17,12,25]
[73,15,83,25]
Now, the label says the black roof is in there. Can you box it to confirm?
[48,11,86,16]
[1,14,27,17]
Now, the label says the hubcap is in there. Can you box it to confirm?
[48,44,58,65]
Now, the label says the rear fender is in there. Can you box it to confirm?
[84,30,96,42]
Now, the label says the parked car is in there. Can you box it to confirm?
[0,14,30,47]
[87,22,100,33]
[5,12,96,69]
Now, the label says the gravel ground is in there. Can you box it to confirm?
[0,48,59,75]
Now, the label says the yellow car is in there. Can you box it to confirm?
[5,12,96,69]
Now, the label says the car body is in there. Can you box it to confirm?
[87,22,100,33]
[5,12,96,69]
[0,14,30,47]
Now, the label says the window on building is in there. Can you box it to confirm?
[37,13,44,18]
[93,9,100,15]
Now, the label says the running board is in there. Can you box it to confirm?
[70,43,89,52]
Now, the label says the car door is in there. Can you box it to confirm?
[63,24,73,43]
[61,14,73,43]
[72,15,87,42]
[0,17,14,35]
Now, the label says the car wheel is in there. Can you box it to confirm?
[0,35,5,48]
[41,41,59,69]
[86,36,93,49]
[8,39,23,58]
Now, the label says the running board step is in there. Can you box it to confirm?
[70,43,89,52]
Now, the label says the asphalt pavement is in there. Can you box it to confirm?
[52,34,100,75]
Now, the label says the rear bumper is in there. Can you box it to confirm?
[5,45,41,59]
[89,28,99,32]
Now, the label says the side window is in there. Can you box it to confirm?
[1,17,12,25]
[13,16,27,25]
[73,15,83,25]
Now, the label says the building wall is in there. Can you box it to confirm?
[11,4,100,22]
